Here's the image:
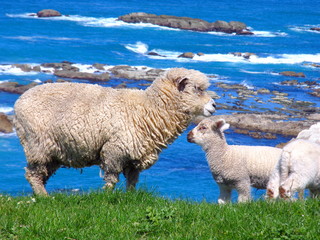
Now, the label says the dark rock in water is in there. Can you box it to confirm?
[147,51,166,57]
[118,12,251,35]
[310,27,320,32]
[0,82,38,94]
[54,70,110,82]
[279,71,306,78]
[178,52,195,58]
[92,63,107,70]
[310,89,320,98]
[37,9,62,18]
[0,113,13,133]
[41,62,79,72]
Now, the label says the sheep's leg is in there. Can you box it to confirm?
[310,188,320,198]
[25,161,60,196]
[217,184,232,204]
[279,173,304,199]
[100,148,123,190]
[236,181,251,203]
[123,166,140,190]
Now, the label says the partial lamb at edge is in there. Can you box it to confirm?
[14,68,216,195]
[187,118,282,204]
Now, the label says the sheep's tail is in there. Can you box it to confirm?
[279,150,291,184]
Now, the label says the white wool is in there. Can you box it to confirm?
[188,118,282,204]
[14,68,216,195]
[268,139,320,199]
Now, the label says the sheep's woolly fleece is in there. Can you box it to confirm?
[14,68,216,195]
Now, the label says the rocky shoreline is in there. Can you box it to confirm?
[118,12,253,35]
[0,62,319,141]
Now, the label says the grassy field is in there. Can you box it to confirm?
[0,190,319,239]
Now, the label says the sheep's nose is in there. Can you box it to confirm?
[187,131,194,143]
[212,99,216,108]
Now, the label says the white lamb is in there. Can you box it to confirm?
[14,68,216,195]
[278,139,320,199]
[187,118,282,204]
[267,122,320,199]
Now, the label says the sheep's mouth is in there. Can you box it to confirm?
[187,131,194,143]
[203,99,216,116]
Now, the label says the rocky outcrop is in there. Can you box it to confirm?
[0,82,38,94]
[109,65,165,81]
[0,113,13,133]
[178,52,195,59]
[279,71,306,78]
[118,12,252,35]
[37,9,62,18]
[230,52,257,59]
[194,113,316,137]
[54,70,110,82]
[310,27,320,32]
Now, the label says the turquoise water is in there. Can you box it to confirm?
[0,0,319,202]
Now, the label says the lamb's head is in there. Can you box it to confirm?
[162,68,216,117]
[187,118,230,147]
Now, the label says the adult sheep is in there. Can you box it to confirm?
[14,68,216,195]
[187,118,282,203]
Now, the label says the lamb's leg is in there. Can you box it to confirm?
[279,173,305,199]
[25,161,60,196]
[123,166,140,190]
[236,181,251,203]
[217,184,232,204]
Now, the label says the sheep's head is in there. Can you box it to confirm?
[163,68,216,117]
[187,118,230,146]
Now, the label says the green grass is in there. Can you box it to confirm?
[0,190,319,239]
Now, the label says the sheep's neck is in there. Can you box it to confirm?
[145,81,190,134]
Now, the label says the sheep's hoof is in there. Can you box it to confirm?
[102,182,115,190]
[266,189,274,199]
[279,186,289,199]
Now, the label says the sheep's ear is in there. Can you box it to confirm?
[215,119,230,132]
[177,77,188,92]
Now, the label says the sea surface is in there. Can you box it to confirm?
[0,0,319,202]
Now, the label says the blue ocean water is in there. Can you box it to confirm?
[0,0,319,202]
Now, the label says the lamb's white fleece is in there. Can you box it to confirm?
[267,122,320,199]
[187,118,282,203]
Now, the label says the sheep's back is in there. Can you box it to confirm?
[14,83,121,165]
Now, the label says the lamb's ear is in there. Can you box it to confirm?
[215,119,230,132]
[177,77,189,92]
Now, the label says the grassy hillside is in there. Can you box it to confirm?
[0,190,319,239]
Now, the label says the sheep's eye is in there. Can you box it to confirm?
[194,86,204,95]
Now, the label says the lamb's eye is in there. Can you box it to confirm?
[198,126,207,131]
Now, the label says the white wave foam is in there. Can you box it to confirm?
[240,70,279,75]
[0,107,14,114]
[251,31,287,37]
[4,36,80,41]
[290,25,320,34]
[0,65,38,75]
[143,47,320,64]
[125,42,149,54]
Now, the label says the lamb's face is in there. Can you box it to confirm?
[187,118,229,146]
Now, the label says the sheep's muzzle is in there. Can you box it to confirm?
[187,131,194,143]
